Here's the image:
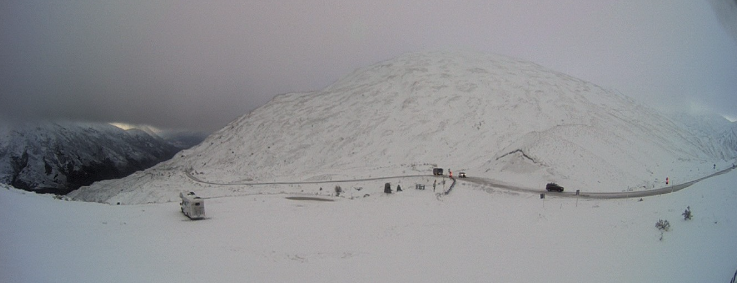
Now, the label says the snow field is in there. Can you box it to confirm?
[3,169,737,283]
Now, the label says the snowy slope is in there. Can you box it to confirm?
[719,122,737,157]
[666,111,736,159]
[70,51,732,204]
[668,111,732,137]
[4,169,737,283]
[127,125,208,149]
[0,121,180,194]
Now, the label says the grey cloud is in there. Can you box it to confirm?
[1,0,736,132]
[708,0,737,43]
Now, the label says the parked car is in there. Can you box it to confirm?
[458,172,467,178]
[546,183,564,192]
[433,168,444,175]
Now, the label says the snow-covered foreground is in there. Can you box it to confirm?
[3,171,737,283]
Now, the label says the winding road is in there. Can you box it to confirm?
[185,170,428,186]
[184,164,735,200]
[462,164,736,199]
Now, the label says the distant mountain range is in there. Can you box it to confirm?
[0,121,206,194]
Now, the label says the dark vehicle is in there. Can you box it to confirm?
[546,183,564,192]
[433,168,444,175]
[458,172,467,178]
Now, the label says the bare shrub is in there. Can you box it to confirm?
[656,219,671,231]
[682,206,692,220]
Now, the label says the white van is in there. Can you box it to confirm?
[180,192,205,219]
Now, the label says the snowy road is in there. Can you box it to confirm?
[184,170,429,186]
[461,164,736,199]
[185,164,735,199]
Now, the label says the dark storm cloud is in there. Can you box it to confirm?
[2,0,736,132]
[0,1,264,131]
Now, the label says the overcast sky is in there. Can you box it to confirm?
[2,0,736,132]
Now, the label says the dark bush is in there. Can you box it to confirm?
[682,206,692,220]
[335,185,343,197]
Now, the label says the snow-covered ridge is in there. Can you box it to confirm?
[718,123,737,157]
[70,51,735,204]
[667,111,737,159]
[0,121,181,194]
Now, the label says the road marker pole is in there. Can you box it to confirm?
[540,193,545,208]
[671,177,674,193]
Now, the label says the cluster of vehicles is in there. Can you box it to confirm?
[434,168,564,192]
[432,168,466,178]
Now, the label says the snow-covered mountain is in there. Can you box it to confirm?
[69,51,734,204]
[0,121,181,194]
[111,123,208,149]
[668,111,732,137]
[718,122,737,157]
[157,130,209,149]
[667,111,736,159]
